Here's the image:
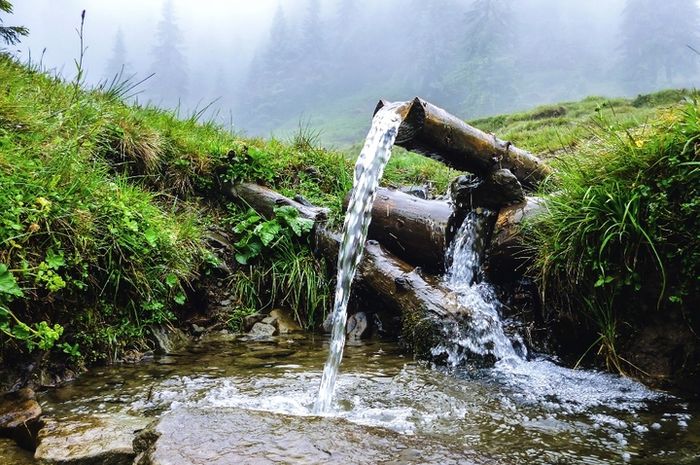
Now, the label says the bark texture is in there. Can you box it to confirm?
[375,98,550,189]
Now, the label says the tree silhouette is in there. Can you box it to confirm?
[619,0,700,93]
[446,0,517,116]
[150,0,188,108]
[104,28,131,79]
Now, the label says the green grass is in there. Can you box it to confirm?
[0,53,455,367]
[525,98,700,372]
[1,46,697,379]
[469,89,695,155]
[0,54,222,363]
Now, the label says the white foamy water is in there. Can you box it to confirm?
[434,210,523,365]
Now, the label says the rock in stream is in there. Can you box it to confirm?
[0,387,42,449]
[35,414,150,465]
[134,407,492,465]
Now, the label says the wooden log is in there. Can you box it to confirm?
[485,197,544,283]
[228,183,329,222]
[314,227,465,357]
[375,98,551,189]
[345,187,455,273]
[229,182,468,356]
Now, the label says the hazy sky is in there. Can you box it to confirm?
[6,1,700,143]
[10,0,283,83]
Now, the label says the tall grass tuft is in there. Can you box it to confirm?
[527,100,700,371]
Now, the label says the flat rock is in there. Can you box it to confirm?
[0,387,42,448]
[35,414,149,465]
[135,407,492,465]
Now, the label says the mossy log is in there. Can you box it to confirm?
[228,183,329,222]
[375,98,550,189]
[345,187,455,273]
[314,227,463,356]
[485,197,544,283]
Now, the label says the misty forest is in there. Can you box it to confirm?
[0,1,699,464]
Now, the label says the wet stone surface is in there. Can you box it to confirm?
[35,414,149,465]
[0,437,35,465]
[0,387,42,448]
[136,407,489,465]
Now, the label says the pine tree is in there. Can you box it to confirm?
[104,28,130,79]
[447,0,517,116]
[0,0,27,46]
[149,0,188,108]
[298,0,327,97]
[619,0,700,93]
[240,4,296,129]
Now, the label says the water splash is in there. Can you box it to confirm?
[434,210,524,366]
[314,103,406,413]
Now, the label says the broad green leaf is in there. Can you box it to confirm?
[256,221,281,246]
[0,264,23,298]
[144,227,158,247]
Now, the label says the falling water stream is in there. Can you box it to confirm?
[434,210,525,366]
[314,103,405,413]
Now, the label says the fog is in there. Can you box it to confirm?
[7,0,700,145]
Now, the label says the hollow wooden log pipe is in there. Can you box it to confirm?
[375,97,551,189]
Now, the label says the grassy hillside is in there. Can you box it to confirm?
[1,51,697,384]
[0,55,456,375]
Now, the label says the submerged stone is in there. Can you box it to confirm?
[0,437,34,465]
[0,387,42,449]
[35,414,149,465]
[134,407,488,465]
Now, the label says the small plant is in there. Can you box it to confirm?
[230,206,313,265]
[227,203,328,329]
[0,264,67,352]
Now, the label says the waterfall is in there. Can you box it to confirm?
[433,210,525,366]
[314,103,405,414]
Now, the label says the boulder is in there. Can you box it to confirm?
[268,309,302,334]
[242,313,264,332]
[0,387,42,449]
[150,326,191,355]
[248,322,277,338]
[346,312,369,340]
[451,169,525,211]
[35,414,149,465]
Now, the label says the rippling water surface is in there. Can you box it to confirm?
[38,334,699,464]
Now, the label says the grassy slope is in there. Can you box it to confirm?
[0,56,460,372]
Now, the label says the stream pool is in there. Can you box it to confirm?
[33,333,700,464]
